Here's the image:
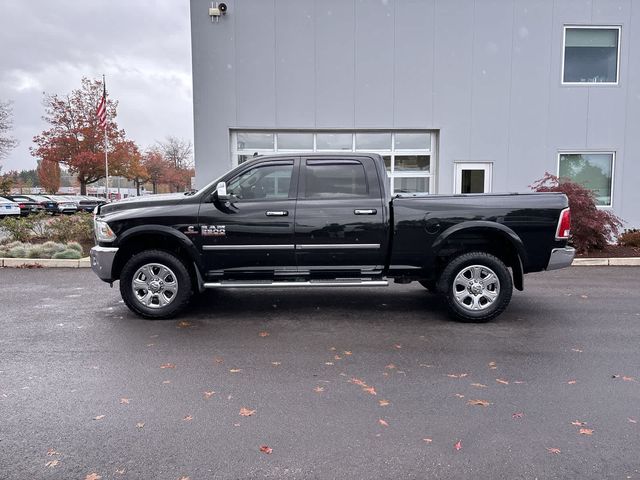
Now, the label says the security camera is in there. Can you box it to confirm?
[209,2,228,22]
[218,3,227,13]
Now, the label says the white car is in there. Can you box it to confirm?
[0,196,21,217]
[46,195,78,214]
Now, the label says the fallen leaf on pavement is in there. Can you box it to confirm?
[46,449,60,456]
[394,344,402,349]
[178,476,190,480]
[379,419,389,427]
[85,474,102,480]
[362,386,377,395]
[571,420,586,426]
[467,399,491,407]
[240,408,256,417]
[271,362,281,366]
[136,422,144,429]
[580,295,588,299]
[324,362,334,366]
[115,468,126,474]
[93,415,105,421]
[204,391,215,399]
[162,380,171,384]
[329,346,337,351]
[455,393,465,398]
[512,412,524,419]
[177,321,193,328]
[547,447,561,454]
[229,369,242,373]
[488,361,497,369]
[45,460,59,468]
[183,415,193,421]
[623,376,637,382]
[571,348,583,353]
[379,399,390,406]
[579,428,594,435]
[471,383,487,388]
[334,355,342,360]
[313,386,325,393]
[160,363,176,369]
[214,357,224,364]
[447,373,468,378]
[423,438,433,443]
[629,418,638,424]
[496,379,509,385]
[258,331,269,337]
[454,440,462,451]
[351,378,367,387]
[259,445,273,454]
[119,398,130,405]
[344,351,352,355]
[567,380,577,385]
[385,364,396,370]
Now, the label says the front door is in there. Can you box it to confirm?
[294,156,387,277]
[197,158,298,279]
[454,162,493,194]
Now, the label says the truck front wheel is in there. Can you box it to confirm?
[438,252,513,323]
[120,250,193,319]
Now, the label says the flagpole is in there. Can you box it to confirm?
[103,74,109,200]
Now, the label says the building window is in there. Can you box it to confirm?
[558,152,614,207]
[562,26,620,84]
[230,130,436,194]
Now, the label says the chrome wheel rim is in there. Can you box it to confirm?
[131,263,178,309]
[452,265,500,312]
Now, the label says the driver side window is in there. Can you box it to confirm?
[226,163,294,201]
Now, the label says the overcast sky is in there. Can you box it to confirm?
[0,0,193,171]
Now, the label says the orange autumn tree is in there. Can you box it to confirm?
[32,77,133,194]
[37,159,61,194]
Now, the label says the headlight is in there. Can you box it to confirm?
[94,218,116,242]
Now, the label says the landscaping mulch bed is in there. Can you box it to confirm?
[577,245,640,258]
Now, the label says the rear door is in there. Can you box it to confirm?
[294,156,387,277]
[197,158,299,279]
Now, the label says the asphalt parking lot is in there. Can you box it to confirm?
[0,267,639,479]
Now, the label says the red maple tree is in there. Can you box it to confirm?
[31,77,133,194]
[37,159,61,194]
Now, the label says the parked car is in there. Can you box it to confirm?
[23,194,59,214]
[90,153,574,322]
[43,195,78,214]
[69,195,107,213]
[4,195,44,216]
[0,196,21,217]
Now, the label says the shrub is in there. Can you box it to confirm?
[530,172,623,253]
[46,212,93,244]
[66,241,83,253]
[26,246,45,258]
[52,249,82,260]
[618,229,640,248]
[8,245,27,258]
[41,241,66,256]
[0,216,32,242]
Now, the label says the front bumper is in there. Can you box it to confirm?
[90,246,119,282]
[546,246,576,271]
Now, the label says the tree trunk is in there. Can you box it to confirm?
[80,181,87,195]
[135,180,140,196]
[152,181,157,194]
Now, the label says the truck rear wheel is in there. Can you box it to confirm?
[438,251,513,323]
[120,250,193,319]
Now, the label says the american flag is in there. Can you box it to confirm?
[96,81,107,129]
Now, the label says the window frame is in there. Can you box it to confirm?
[561,25,622,86]
[556,151,615,208]
[225,160,297,203]
[230,130,436,195]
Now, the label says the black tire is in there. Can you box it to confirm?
[438,251,513,323]
[120,249,193,319]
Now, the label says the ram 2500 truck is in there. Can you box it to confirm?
[90,153,574,322]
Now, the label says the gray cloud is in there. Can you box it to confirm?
[0,0,193,171]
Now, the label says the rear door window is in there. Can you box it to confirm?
[304,161,369,199]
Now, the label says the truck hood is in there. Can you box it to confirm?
[98,192,197,215]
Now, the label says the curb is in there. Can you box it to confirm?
[0,257,91,268]
[572,257,640,266]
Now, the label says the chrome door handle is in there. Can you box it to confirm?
[354,209,377,215]
[266,210,288,216]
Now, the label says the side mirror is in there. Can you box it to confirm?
[215,181,229,201]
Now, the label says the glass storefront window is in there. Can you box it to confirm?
[277,132,313,150]
[316,133,352,150]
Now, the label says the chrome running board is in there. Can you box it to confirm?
[202,280,389,289]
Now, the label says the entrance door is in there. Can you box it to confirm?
[454,163,492,194]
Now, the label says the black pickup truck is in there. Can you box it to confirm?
[90,153,574,322]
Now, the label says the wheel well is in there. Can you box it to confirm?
[112,234,199,287]
[435,229,524,290]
